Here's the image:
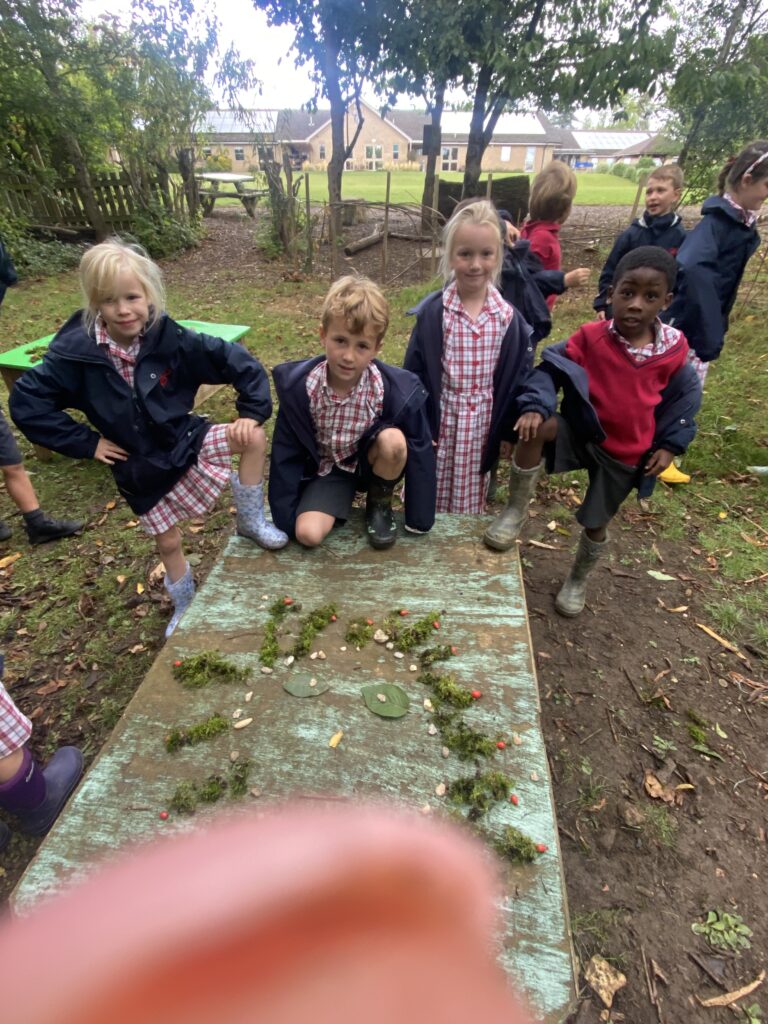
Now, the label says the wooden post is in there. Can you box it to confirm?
[630,173,648,223]
[486,172,493,198]
[430,174,440,280]
[304,173,312,273]
[381,171,391,283]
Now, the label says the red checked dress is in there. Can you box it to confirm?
[436,282,513,513]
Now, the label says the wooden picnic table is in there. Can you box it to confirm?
[0,320,251,460]
[195,173,268,218]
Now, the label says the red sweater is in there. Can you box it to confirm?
[521,219,562,310]
[565,321,688,465]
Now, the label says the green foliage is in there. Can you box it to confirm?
[165,713,229,753]
[493,825,541,863]
[448,769,511,816]
[692,909,752,952]
[127,203,202,260]
[290,603,337,658]
[419,669,474,709]
[172,651,249,688]
[439,718,498,761]
[345,619,374,646]
[227,758,251,798]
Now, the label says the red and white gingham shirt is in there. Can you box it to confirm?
[95,319,142,383]
[609,317,683,362]
[0,682,32,758]
[307,360,384,476]
[436,282,513,513]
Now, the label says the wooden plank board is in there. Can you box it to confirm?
[12,515,576,1021]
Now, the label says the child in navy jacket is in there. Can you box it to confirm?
[594,164,686,317]
[269,276,435,549]
[10,239,286,637]
[663,140,768,384]
[485,247,701,617]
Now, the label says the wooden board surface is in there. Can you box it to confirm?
[13,515,576,1021]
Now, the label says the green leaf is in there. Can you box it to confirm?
[647,570,676,581]
[361,683,410,719]
[283,674,329,698]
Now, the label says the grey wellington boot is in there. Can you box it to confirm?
[555,531,607,617]
[483,460,542,551]
[230,473,288,550]
[164,563,195,638]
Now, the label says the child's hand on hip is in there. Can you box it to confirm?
[94,438,129,464]
[514,412,543,442]
[227,418,261,446]
[645,448,674,476]
[565,267,590,288]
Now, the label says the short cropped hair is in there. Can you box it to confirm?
[439,199,503,285]
[528,161,577,222]
[321,275,389,342]
[613,245,677,292]
[79,239,165,334]
[648,163,684,191]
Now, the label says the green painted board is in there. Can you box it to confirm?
[0,321,250,371]
[12,515,576,1021]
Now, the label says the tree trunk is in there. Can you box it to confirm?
[176,147,198,218]
[421,81,446,232]
[463,66,492,196]
[64,134,110,240]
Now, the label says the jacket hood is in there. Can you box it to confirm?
[523,219,561,234]
[49,310,169,360]
[700,195,752,224]
[637,211,681,229]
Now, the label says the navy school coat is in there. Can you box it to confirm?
[594,211,687,313]
[515,340,702,498]
[403,289,534,474]
[269,356,436,537]
[10,311,272,513]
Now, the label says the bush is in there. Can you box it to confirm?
[127,202,202,260]
[637,156,655,170]
[0,213,83,279]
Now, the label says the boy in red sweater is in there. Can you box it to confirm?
[484,247,701,616]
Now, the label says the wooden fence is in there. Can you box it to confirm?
[0,169,172,234]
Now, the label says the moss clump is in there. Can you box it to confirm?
[345,620,374,646]
[269,597,299,619]
[291,603,337,657]
[165,713,229,753]
[227,758,251,798]
[419,644,455,668]
[169,780,198,815]
[493,825,540,863]
[197,774,227,804]
[420,670,474,709]
[384,610,442,652]
[440,719,497,761]
[448,770,512,818]
[173,651,249,688]
[260,620,281,667]
[687,722,707,744]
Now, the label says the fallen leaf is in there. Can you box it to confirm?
[585,955,626,1009]
[361,683,409,719]
[129,644,146,654]
[136,582,145,595]
[116,574,127,586]
[0,552,22,570]
[696,622,748,662]
[528,539,560,550]
[647,570,676,582]
[124,520,139,529]
[329,730,343,749]
[188,524,204,534]
[283,675,329,698]
[34,678,69,696]
[644,770,676,804]
[657,598,688,613]
[148,561,165,585]
[105,500,117,510]
[698,969,765,1007]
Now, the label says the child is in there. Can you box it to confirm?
[0,653,83,852]
[520,161,590,310]
[10,239,287,638]
[0,233,83,545]
[663,140,768,384]
[404,200,532,513]
[484,247,701,616]
[594,163,686,318]
[269,275,435,549]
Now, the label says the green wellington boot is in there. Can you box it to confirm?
[555,531,607,617]
[483,460,542,551]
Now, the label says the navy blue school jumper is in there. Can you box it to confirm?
[269,356,436,538]
[0,235,18,307]
[516,340,701,499]
[594,211,687,313]
[10,311,272,514]
[662,196,761,363]
[403,289,534,473]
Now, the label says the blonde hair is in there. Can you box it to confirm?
[648,163,684,191]
[528,161,577,222]
[321,275,389,342]
[79,238,165,334]
[439,199,503,285]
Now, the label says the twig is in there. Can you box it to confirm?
[580,728,602,745]
[687,951,727,990]
[606,708,619,744]
[623,666,646,704]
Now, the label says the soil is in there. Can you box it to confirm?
[2,207,766,1024]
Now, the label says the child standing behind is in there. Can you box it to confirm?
[484,248,701,616]
[663,140,768,384]
[520,161,590,309]
[594,163,686,318]
[10,240,287,637]
[269,276,435,549]
[404,200,532,513]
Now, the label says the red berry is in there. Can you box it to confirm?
[283,597,293,606]
[399,609,409,616]
[173,660,182,667]
[471,689,482,699]
[496,741,506,750]
[159,810,169,821]
[366,618,374,626]
[330,614,337,622]
[450,646,458,655]
[536,843,548,854]
[432,620,440,630]
[510,794,519,806]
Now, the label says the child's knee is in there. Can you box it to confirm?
[154,526,182,557]
[294,515,330,548]
[373,428,407,463]
[1,462,26,483]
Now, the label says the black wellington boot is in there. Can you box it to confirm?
[365,474,398,550]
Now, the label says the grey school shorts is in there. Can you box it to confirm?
[0,410,23,467]
[296,464,372,522]
[545,414,639,529]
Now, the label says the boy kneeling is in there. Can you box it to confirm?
[270,276,436,549]
[484,247,701,615]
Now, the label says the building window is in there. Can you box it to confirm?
[319,143,326,160]
[500,145,511,162]
[234,147,245,162]
[365,144,383,171]
[202,147,212,158]
[392,143,399,161]
[524,146,536,172]
[441,146,459,172]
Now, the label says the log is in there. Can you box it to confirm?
[388,231,432,242]
[343,229,384,255]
